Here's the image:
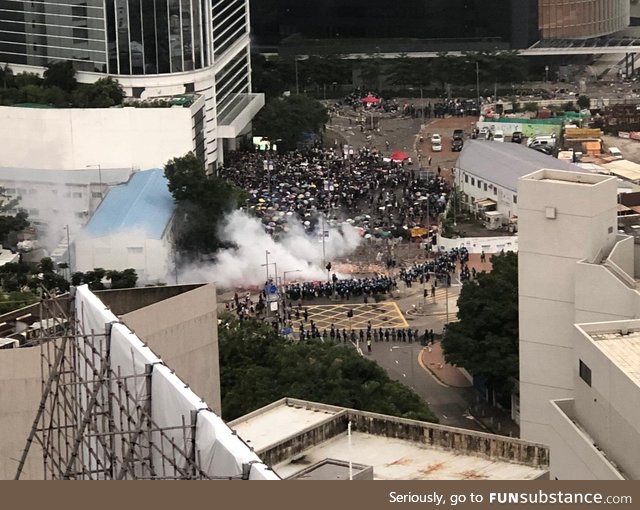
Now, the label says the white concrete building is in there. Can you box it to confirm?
[518,168,640,479]
[230,398,549,480]
[0,166,132,232]
[74,169,175,283]
[455,140,584,225]
[0,1,263,170]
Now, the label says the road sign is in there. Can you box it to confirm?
[266,283,278,295]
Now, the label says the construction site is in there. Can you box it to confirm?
[1,284,278,480]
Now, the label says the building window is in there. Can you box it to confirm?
[477,180,482,189]
[92,192,102,198]
[493,187,497,196]
[471,177,475,186]
[513,195,518,204]
[484,183,487,192]
[128,247,144,254]
[464,174,469,183]
[72,192,83,198]
[579,360,592,386]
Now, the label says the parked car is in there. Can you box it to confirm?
[432,141,443,152]
[608,147,623,160]
[453,129,464,140]
[452,138,464,152]
[511,131,523,144]
[532,145,554,155]
[431,133,442,144]
[493,130,505,142]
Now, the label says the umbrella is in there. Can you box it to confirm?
[391,150,409,162]
[361,95,381,105]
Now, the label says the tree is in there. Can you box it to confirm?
[441,252,518,395]
[0,291,38,315]
[43,61,77,92]
[106,268,138,289]
[218,315,438,422]
[577,95,590,109]
[164,153,247,255]
[71,77,125,108]
[253,94,328,151]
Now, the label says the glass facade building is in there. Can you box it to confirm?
[0,1,250,75]
[0,1,259,169]
[539,0,631,39]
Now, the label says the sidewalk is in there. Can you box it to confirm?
[420,341,471,388]
[419,340,520,437]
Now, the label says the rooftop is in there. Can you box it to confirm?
[602,160,640,183]
[587,329,640,387]
[0,166,133,185]
[457,140,587,192]
[83,169,174,240]
[233,402,338,452]
[230,398,549,481]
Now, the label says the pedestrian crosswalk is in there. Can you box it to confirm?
[298,302,408,331]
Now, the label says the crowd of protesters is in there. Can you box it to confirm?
[219,146,451,239]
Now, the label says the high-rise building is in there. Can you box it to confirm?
[539,0,631,39]
[518,168,640,479]
[0,1,264,170]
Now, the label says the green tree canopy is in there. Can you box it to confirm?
[43,61,77,92]
[219,315,438,422]
[577,95,590,109]
[253,94,328,151]
[164,153,246,255]
[441,252,518,394]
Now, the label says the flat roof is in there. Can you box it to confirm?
[232,403,338,451]
[588,331,640,386]
[0,166,133,185]
[457,140,586,192]
[602,160,640,183]
[232,400,548,481]
[273,431,545,480]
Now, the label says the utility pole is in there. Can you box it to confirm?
[475,61,480,111]
[265,250,270,282]
[295,56,299,95]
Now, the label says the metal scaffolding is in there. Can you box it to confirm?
[14,289,217,480]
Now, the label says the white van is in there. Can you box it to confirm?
[608,147,623,159]
[493,130,505,142]
[527,135,556,148]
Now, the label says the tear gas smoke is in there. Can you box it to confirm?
[179,210,362,288]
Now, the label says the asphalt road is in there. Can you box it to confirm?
[367,341,485,431]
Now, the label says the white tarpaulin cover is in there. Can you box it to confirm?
[73,285,279,480]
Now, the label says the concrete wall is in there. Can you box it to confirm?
[518,169,618,446]
[436,234,518,254]
[0,105,194,171]
[95,284,204,316]
[255,399,549,471]
[0,345,43,480]
[572,324,640,479]
[0,284,221,479]
[122,283,221,415]
[548,399,625,480]
[74,231,172,284]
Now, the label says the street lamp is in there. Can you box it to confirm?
[86,164,102,197]
[283,269,302,286]
[475,61,480,112]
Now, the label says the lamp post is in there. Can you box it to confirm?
[475,61,480,112]
[86,164,103,197]
[283,269,302,287]
[294,56,299,95]
[65,224,71,280]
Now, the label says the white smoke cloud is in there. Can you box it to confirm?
[179,210,362,288]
